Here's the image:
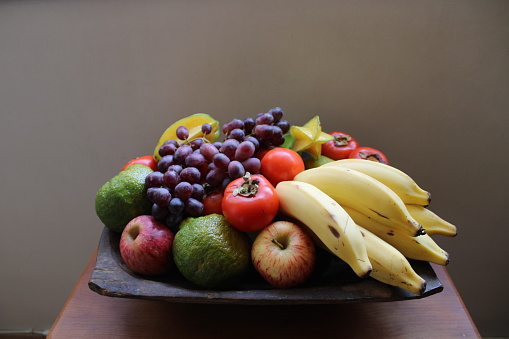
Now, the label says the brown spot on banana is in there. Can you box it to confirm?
[328,225,340,238]
[369,208,389,219]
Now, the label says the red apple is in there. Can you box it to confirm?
[119,215,175,276]
[251,221,316,288]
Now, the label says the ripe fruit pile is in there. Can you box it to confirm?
[95,107,457,293]
[144,108,292,230]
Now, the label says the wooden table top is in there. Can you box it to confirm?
[48,249,480,339]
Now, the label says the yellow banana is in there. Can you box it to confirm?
[344,206,450,266]
[406,204,458,237]
[275,180,372,278]
[323,159,431,206]
[294,166,425,237]
[358,225,427,295]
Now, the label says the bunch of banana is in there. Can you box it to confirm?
[321,159,457,237]
[276,180,372,279]
[294,165,426,237]
[275,159,457,295]
[322,159,431,206]
[343,206,450,266]
[358,225,427,295]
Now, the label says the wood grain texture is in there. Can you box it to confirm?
[48,249,480,339]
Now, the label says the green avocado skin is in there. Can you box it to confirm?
[173,214,252,289]
[95,164,153,233]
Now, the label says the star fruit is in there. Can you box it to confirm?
[290,116,333,160]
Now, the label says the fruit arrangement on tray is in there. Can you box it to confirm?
[94,107,457,295]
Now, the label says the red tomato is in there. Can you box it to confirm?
[348,147,389,165]
[121,155,158,172]
[202,190,224,216]
[321,132,360,160]
[222,174,279,232]
[260,148,305,187]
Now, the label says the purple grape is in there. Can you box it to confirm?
[220,139,239,159]
[191,183,205,200]
[174,144,193,164]
[200,143,219,162]
[164,139,179,147]
[165,212,183,229]
[180,167,201,184]
[227,128,245,141]
[189,139,204,150]
[228,118,244,131]
[159,142,177,157]
[254,124,274,139]
[185,198,204,218]
[174,182,193,200]
[167,164,183,174]
[275,120,290,134]
[268,107,284,122]
[163,170,181,189]
[176,126,189,140]
[270,135,286,146]
[151,187,172,206]
[152,203,170,221]
[213,141,223,150]
[242,157,261,174]
[145,171,165,188]
[208,162,218,171]
[212,153,230,170]
[243,118,256,133]
[206,167,227,187]
[201,123,212,135]
[270,126,284,146]
[146,187,158,202]
[271,126,283,139]
[228,160,245,179]
[168,197,184,214]
[185,152,206,168]
[222,122,231,135]
[255,113,274,125]
[222,177,233,190]
[243,136,260,151]
[158,155,176,173]
[235,141,255,162]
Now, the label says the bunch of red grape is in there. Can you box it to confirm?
[145,107,291,230]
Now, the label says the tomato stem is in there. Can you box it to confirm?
[358,151,388,164]
[232,172,259,197]
[333,134,351,147]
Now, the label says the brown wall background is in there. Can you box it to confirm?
[1,0,508,336]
